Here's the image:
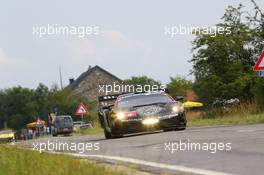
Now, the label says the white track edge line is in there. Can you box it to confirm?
[56,152,235,175]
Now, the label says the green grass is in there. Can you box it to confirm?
[188,113,264,127]
[0,145,125,175]
[74,126,103,135]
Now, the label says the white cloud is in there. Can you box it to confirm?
[102,31,135,49]
[98,30,149,59]
[68,30,151,64]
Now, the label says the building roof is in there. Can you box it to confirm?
[67,65,123,89]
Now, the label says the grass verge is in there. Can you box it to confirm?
[74,127,103,135]
[188,113,264,127]
[0,145,124,175]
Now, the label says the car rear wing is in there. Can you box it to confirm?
[98,88,169,103]
[98,94,122,103]
[98,94,123,111]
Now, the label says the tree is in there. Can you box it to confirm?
[123,76,162,92]
[191,1,264,105]
[166,76,192,98]
[46,85,94,118]
[0,86,37,130]
[124,76,161,86]
[35,83,49,119]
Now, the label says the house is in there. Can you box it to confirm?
[67,65,123,102]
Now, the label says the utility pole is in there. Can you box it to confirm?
[59,66,63,90]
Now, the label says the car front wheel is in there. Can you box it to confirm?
[103,127,112,139]
[104,117,123,139]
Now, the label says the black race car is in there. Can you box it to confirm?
[98,91,187,139]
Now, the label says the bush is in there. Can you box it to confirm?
[252,78,264,111]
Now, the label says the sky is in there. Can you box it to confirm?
[0,0,263,89]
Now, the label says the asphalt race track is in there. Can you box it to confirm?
[25,124,264,175]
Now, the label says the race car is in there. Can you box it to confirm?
[0,130,15,143]
[98,91,187,139]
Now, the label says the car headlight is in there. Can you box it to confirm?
[172,104,184,113]
[142,118,159,125]
[116,112,125,120]
[115,111,137,120]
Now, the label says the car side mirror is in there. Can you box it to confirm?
[176,96,184,101]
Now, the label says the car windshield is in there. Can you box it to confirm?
[118,94,173,109]
[56,117,72,124]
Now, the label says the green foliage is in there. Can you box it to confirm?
[124,76,161,86]
[0,83,94,130]
[191,1,264,105]
[166,76,192,97]
[252,78,264,110]
[0,87,37,130]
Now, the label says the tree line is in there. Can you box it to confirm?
[0,83,94,130]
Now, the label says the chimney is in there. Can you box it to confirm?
[69,78,74,85]
[88,65,92,70]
